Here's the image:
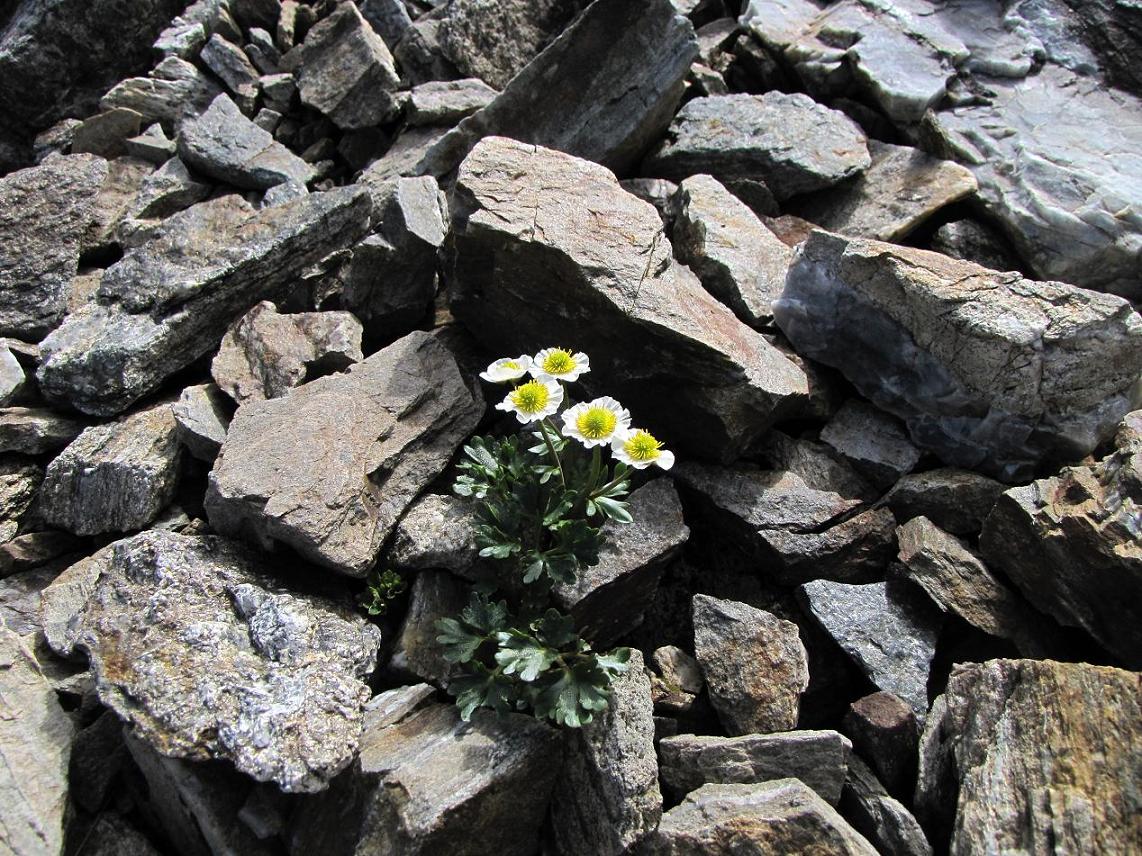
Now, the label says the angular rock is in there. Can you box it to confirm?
[71,108,144,159]
[774,231,1142,482]
[388,569,467,685]
[692,594,809,735]
[643,780,878,855]
[798,580,941,717]
[929,219,1020,273]
[979,412,1142,667]
[407,79,498,127]
[672,174,793,327]
[364,683,437,730]
[621,177,679,224]
[916,659,1141,854]
[70,812,165,856]
[820,400,921,491]
[155,0,239,59]
[389,493,482,574]
[38,187,371,416]
[0,532,82,578]
[127,155,213,223]
[172,382,232,462]
[0,626,74,856]
[0,407,85,454]
[0,346,25,407]
[101,56,223,129]
[206,331,482,577]
[83,156,156,253]
[659,730,852,805]
[643,92,871,201]
[288,702,563,856]
[449,137,809,463]
[201,34,261,112]
[281,2,402,130]
[652,645,703,695]
[549,649,662,855]
[357,0,414,49]
[841,691,918,800]
[392,17,460,87]
[179,94,315,190]
[0,457,40,544]
[883,468,1004,536]
[840,756,933,856]
[41,530,382,792]
[0,153,108,339]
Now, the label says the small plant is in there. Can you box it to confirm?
[437,348,674,728]
[358,568,407,616]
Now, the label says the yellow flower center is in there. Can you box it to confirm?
[576,406,617,439]
[503,360,519,370]
[624,431,662,461]
[511,381,550,414]
[542,350,575,375]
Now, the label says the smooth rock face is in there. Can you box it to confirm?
[37,187,371,416]
[0,154,108,339]
[774,231,1142,481]
[549,649,662,856]
[820,400,920,490]
[206,331,482,578]
[672,174,793,327]
[449,137,810,463]
[979,412,1142,667]
[884,468,1004,536]
[407,79,498,127]
[798,580,941,717]
[692,594,809,735]
[289,703,563,856]
[643,780,878,855]
[38,399,182,536]
[172,382,231,462]
[841,756,932,856]
[916,659,1141,855]
[41,531,382,792]
[658,730,852,805]
[643,93,871,201]
[0,627,74,856]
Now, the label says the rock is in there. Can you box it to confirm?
[70,812,164,856]
[415,0,698,176]
[798,580,941,718]
[642,780,878,855]
[41,530,382,792]
[449,137,810,463]
[388,569,467,685]
[0,563,59,638]
[389,493,482,573]
[659,730,852,805]
[172,383,232,462]
[979,412,1142,667]
[0,626,74,856]
[1048,0,1142,95]
[0,346,25,406]
[200,34,261,112]
[0,532,82,578]
[101,56,223,129]
[0,153,108,339]
[0,407,85,454]
[70,708,129,813]
[692,594,809,735]
[554,479,689,647]
[672,174,793,327]
[288,702,563,856]
[652,645,703,695]
[840,756,933,856]
[155,0,240,59]
[929,219,1020,273]
[883,468,1004,536]
[84,156,156,253]
[358,127,450,184]
[179,94,315,190]
[364,683,438,730]
[792,141,976,242]
[774,231,1142,482]
[0,457,39,543]
[407,79,498,127]
[549,649,662,855]
[916,659,1141,854]
[392,17,460,87]
[820,400,921,491]
[71,108,144,159]
[206,331,482,578]
[127,156,213,223]
[620,177,679,224]
[38,187,371,416]
[642,92,870,201]
[760,430,877,501]
[281,2,402,130]
[357,0,414,49]
[841,691,918,800]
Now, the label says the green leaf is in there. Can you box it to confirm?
[494,633,557,681]
[594,496,633,524]
[533,610,578,648]
[464,438,499,472]
[460,593,510,634]
[522,556,547,584]
[449,667,516,720]
[596,647,632,676]
[435,617,485,664]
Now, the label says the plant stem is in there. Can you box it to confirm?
[538,418,567,489]
[591,471,627,500]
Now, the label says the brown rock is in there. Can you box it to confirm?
[842,691,919,800]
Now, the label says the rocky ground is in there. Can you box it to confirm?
[1,0,1140,854]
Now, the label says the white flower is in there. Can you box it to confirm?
[560,396,631,448]
[529,347,590,382]
[495,377,564,424]
[611,428,675,470]
[480,355,533,383]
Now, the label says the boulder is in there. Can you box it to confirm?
[101,56,222,129]
[388,493,482,574]
[0,407,84,454]
[388,569,467,685]
[407,79,498,127]
[71,108,144,159]
[928,219,1020,273]
[206,331,482,578]
[840,756,932,856]
[0,458,40,544]
[449,136,810,463]
[883,468,1004,536]
[126,156,213,222]
[172,382,232,462]
[41,530,383,792]
[820,400,920,491]
[841,691,918,800]
[200,34,261,112]
[0,346,25,406]
[652,645,703,695]
[774,231,1142,482]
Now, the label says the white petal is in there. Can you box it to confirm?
[655,450,676,470]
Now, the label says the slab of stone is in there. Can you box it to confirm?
[0,532,82,578]
[0,457,39,543]
[357,0,414,49]
[820,399,920,490]
[389,493,482,574]
[71,108,144,159]
[83,156,156,254]
[774,231,1142,482]
[200,34,261,111]
[206,331,482,577]
[0,407,85,455]
[652,645,703,695]
[883,468,1004,536]
[388,569,467,686]
[101,56,223,128]
[127,155,213,223]
[841,691,918,800]
[41,530,382,792]
[124,123,178,164]
[364,684,437,731]
[840,756,933,856]
[929,219,1020,273]
[172,383,231,462]
[0,346,25,407]
[408,78,498,127]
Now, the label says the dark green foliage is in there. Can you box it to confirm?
[358,568,407,617]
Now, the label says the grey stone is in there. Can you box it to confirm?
[1047,0,1142,95]
[127,156,213,222]
[620,177,679,224]
[84,156,156,254]
[281,2,401,130]
[916,659,1141,855]
[0,154,108,340]
[363,683,437,730]
[70,709,128,813]
[692,594,809,735]
[358,126,449,184]
[883,468,1004,536]
[842,691,919,801]
[172,383,231,463]
[774,231,1142,482]
[42,530,382,792]
[201,34,261,112]
[449,137,810,464]
[642,780,878,855]
[979,411,1142,667]
[101,56,223,129]
[407,78,498,127]
[245,27,283,74]
[389,493,482,573]
[929,219,1020,273]
[0,347,25,408]
[124,123,178,164]
[840,756,933,856]
[38,187,371,416]
[288,703,562,856]
[0,407,84,454]
[206,331,482,577]
[798,580,941,718]
[0,532,82,578]
[155,0,239,58]
[32,119,81,164]
[71,108,144,159]
[392,18,460,88]
[73,812,165,856]
[820,400,921,490]
[388,569,467,685]
[0,458,39,544]
[0,564,57,636]
[652,645,703,694]
[549,649,662,856]
[643,93,870,201]
[672,174,793,327]
[179,94,315,190]
[357,0,414,49]
[760,429,877,501]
